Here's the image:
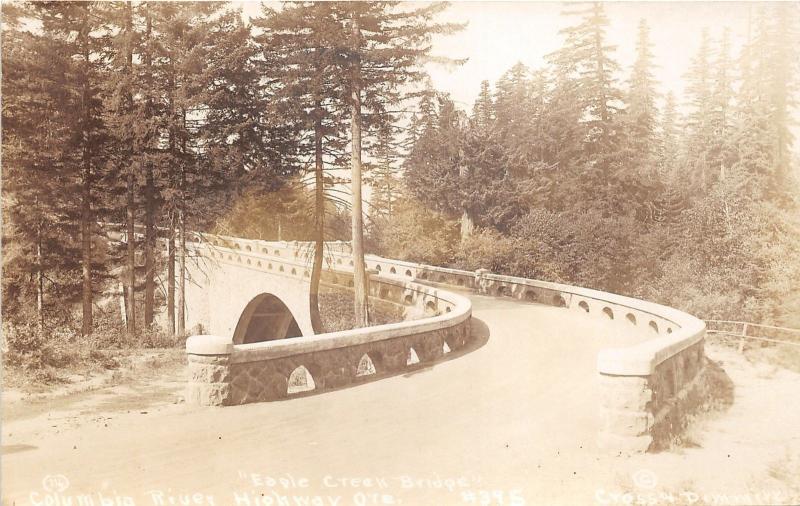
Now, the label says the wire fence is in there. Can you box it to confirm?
[704,320,800,352]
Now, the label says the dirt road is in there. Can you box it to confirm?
[3,294,799,505]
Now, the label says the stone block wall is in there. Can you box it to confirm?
[186,318,470,406]
[597,339,707,454]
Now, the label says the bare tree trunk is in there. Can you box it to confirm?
[166,46,177,336]
[144,166,155,329]
[458,158,473,240]
[36,220,44,331]
[126,173,136,334]
[81,158,93,336]
[80,33,93,337]
[350,12,369,327]
[143,5,155,329]
[177,110,187,336]
[167,214,175,335]
[309,105,325,333]
[124,0,136,336]
[178,205,186,336]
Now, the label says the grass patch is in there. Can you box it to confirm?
[2,311,186,392]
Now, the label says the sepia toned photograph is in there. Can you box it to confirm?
[1,1,799,504]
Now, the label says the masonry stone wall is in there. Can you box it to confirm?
[596,340,707,453]
[187,321,470,406]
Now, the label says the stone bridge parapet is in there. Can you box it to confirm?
[185,238,472,405]
[184,236,708,454]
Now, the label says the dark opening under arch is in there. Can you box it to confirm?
[233,293,302,345]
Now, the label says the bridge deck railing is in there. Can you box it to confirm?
[186,236,710,454]
[185,237,473,407]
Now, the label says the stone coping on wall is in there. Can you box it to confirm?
[466,271,706,376]
[341,253,706,377]
[187,295,469,364]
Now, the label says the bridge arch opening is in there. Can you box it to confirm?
[233,293,303,345]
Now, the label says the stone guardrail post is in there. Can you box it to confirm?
[597,337,706,455]
[474,269,490,294]
[597,373,655,454]
[186,335,233,406]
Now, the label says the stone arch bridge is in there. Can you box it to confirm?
[183,233,710,455]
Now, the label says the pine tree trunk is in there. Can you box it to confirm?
[124,0,136,336]
[144,165,155,328]
[459,164,473,240]
[177,112,187,336]
[81,157,93,336]
[309,106,325,334]
[80,35,93,337]
[178,205,186,336]
[36,220,44,331]
[350,13,369,327]
[167,216,175,335]
[143,5,155,329]
[166,49,177,336]
[126,173,136,335]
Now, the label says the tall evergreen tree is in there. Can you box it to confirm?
[254,2,349,333]
[708,28,735,183]
[367,117,402,222]
[471,80,495,134]
[684,28,714,193]
[624,19,659,172]
[548,2,623,171]
[336,1,463,326]
[32,2,111,336]
[2,3,82,327]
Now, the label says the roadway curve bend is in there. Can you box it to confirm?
[3,287,653,505]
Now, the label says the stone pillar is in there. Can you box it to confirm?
[474,269,490,295]
[597,374,654,454]
[186,335,233,406]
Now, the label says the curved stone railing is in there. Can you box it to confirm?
[185,236,708,453]
[184,236,472,406]
[323,247,708,453]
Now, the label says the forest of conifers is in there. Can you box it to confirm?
[3,1,799,359]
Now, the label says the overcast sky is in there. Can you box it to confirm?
[425,2,754,108]
[236,1,756,110]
